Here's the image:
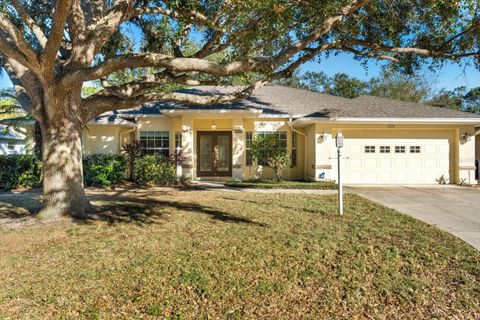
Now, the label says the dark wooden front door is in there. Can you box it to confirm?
[197,131,232,177]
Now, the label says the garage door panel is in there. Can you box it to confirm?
[364,158,377,168]
[344,137,450,184]
[409,159,422,168]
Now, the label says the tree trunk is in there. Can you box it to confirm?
[36,94,89,220]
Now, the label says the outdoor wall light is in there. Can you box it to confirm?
[461,132,471,143]
[211,121,217,130]
[317,132,330,143]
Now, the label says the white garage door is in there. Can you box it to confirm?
[344,138,450,184]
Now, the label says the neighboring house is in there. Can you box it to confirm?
[0,125,28,155]
[84,85,480,185]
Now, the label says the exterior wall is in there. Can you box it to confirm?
[457,125,477,184]
[308,123,477,184]
[84,125,123,154]
[82,117,478,184]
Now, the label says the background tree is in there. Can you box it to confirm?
[367,67,431,102]
[0,0,478,219]
[429,86,480,113]
[249,135,289,181]
[277,67,431,102]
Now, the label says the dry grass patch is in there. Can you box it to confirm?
[0,188,478,319]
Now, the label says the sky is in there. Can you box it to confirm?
[1,53,479,93]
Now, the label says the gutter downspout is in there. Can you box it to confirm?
[288,118,307,181]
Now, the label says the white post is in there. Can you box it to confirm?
[337,147,343,216]
[335,132,344,216]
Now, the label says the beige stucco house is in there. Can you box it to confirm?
[83,85,480,185]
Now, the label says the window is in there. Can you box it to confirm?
[364,146,376,153]
[175,132,182,155]
[7,141,15,151]
[410,146,421,153]
[380,146,391,153]
[291,132,297,166]
[395,146,406,153]
[256,131,288,166]
[245,132,253,166]
[140,131,170,157]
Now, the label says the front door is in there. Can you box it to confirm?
[197,131,232,177]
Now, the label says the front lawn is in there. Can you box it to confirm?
[225,179,337,189]
[0,189,478,319]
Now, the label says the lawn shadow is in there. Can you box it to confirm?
[83,195,267,227]
[0,189,43,219]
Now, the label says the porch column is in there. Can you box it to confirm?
[458,127,476,184]
[232,118,244,181]
[181,117,194,179]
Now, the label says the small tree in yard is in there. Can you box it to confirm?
[250,135,289,181]
[122,140,143,181]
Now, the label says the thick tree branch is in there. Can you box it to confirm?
[82,81,267,119]
[346,40,480,60]
[42,0,74,72]
[97,71,220,98]
[0,30,35,69]
[0,15,40,67]
[4,59,43,115]
[63,54,273,86]
[11,0,48,48]
[275,0,372,67]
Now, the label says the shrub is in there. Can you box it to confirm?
[121,140,143,181]
[83,154,127,187]
[0,154,42,191]
[134,155,177,186]
[250,135,289,181]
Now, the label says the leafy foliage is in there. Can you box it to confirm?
[276,67,431,102]
[83,154,127,187]
[250,135,289,181]
[0,154,42,191]
[134,155,177,186]
[122,140,144,181]
[429,86,480,113]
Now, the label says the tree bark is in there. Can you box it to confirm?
[36,93,89,220]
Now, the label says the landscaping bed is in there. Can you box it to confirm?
[225,179,337,189]
[0,189,478,319]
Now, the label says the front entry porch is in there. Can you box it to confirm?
[196,131,233,177]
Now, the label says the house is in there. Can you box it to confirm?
[84,85,480,185]
[0,125,28,155]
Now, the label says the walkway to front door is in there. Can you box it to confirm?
[197,131,232,177]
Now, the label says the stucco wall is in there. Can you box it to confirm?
[308,123,477,184]
[84,126,122,154]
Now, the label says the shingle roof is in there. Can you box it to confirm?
[107,85,480,120]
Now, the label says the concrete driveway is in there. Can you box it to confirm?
[346,185,480,250]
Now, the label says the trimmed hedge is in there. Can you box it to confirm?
[83,154,127,187]
[134,155,177,186]
[0,154,42,191]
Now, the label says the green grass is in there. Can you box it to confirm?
[225,179,337,189]
[0,189,478,319]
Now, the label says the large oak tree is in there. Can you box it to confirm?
[0,0,478,219]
